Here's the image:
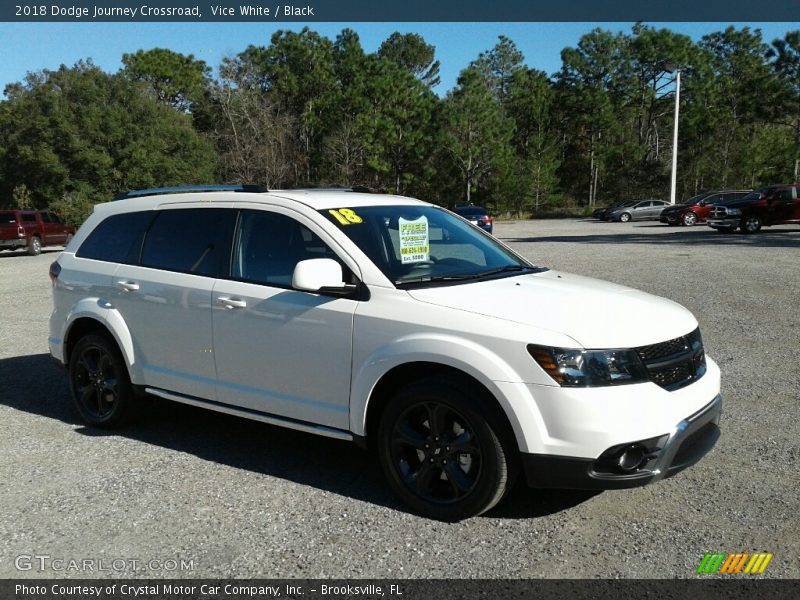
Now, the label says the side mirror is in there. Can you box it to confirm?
[293,258,351,293]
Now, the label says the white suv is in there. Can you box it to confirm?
[48,186,721,521]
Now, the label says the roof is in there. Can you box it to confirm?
[100,188,427,215]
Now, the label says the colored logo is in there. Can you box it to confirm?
[696,552,773,574]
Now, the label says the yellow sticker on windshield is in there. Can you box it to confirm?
[329,208,363,225]
[399,216,430,264]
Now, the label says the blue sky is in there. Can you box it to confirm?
[0,22,796,94]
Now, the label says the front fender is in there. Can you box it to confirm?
[350,333,548,451]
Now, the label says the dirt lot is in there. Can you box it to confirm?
[0,219,798,579]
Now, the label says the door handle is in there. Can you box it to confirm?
[217,296,247,309]
[117,280,140,292]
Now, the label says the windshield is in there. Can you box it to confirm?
[320,205,542,287]
[726,190,765,204]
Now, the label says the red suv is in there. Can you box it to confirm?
[0,210,75,255]
[660,190,751,226]
[707,184,800,233]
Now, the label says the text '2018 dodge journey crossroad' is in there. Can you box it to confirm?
[49,186,721,520]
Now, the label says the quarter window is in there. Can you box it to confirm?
[77,211,154,263]
[141,208,235,277]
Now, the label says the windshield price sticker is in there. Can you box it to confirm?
[398,216,430,264]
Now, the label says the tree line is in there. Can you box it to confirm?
[0,24,797,224]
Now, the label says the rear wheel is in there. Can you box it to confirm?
[27,236,41,256]
[377,379,514,521]
[682,212,698,226]
[68,333,140,428]
[740,216,762,234]
[619,212,632,223]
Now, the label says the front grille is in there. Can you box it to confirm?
[710,206,727,218]
[635,327,706,391]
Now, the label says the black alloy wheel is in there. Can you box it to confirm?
[378,379,513,521]
[69,334,139,427]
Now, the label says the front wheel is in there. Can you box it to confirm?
[377,379,514,521]
[68,333,140,428]
[740,216,762,234]
[682,212,698,226]
[619,213,632,223]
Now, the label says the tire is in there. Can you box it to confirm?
[682,212,698,226]
[377,379,515,521]
[619,212,632,223]
[740,216,762,234]
[68,333,140,428]
[27,236,41,256]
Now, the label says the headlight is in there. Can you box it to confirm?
[527,345,649,387]
[726,208,741,216]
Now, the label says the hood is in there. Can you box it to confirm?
[407,270,697,349]
[663,203,689,211]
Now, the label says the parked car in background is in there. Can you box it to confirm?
[660,190,751,226]
[707,184,800,233]
[453,205,493,233]
[593,200,636,220]
[607,200,670,222]
[0,210,75,255]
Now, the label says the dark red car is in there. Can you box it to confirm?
[0,210,75,255]
[659,190,751,226]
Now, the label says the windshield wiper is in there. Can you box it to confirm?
[471,264,542,278]
[396,264,544,287]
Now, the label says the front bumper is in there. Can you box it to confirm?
[521,394,722,490]
[707,218,738,228]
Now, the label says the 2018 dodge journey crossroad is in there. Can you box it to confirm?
[49,185,722,520]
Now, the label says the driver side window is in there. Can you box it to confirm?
[232,210,340,288]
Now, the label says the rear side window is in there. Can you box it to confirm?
[0,212,16,224]
[21,213,36,222]
[141,208,236,277]
[77,211,154,263]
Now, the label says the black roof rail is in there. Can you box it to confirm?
[113,184,267,200]
[283,185,380,194]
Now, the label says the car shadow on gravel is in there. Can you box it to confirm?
[503,227,800,248]
[0,353,597,520]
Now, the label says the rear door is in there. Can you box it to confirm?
[111,206,236,400]
[40,212,68,244]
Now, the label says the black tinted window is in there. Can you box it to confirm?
[41,212,54,223]
[232,210,339,287]
[142,208,235,277]
[0,212,15,224]
[77,211,154,263]
[21,213,36,222]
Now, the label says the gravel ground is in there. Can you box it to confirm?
[0,219,798,580]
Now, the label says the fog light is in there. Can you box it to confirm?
[617,444,647,473]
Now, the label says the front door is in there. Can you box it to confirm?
[211,208,358,430]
